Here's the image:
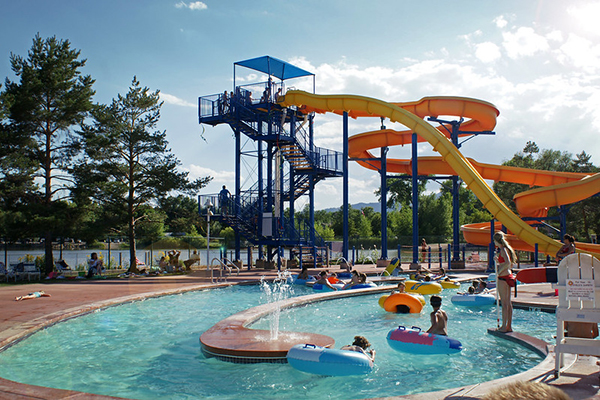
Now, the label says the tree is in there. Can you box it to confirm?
[2,35,95,274]
[493,142,599,240]
[159,195,204,234]
[76,77,211,272]
[376,176,427,208]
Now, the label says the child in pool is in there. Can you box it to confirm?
[315,270,338,290]
[341,335,375,362]
[426,295,448,336]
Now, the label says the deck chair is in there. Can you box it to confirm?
[553,253,600,377]
[55,260,71,271]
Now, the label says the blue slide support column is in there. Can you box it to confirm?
[380,146,388,260]
[451,123,461,263]
[235,128,241,261]
[487,219,495,273]
[343,112,349,261]
[412,133,419,264]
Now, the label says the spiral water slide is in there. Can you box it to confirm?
[279,91,600,258]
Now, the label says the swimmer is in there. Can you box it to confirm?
[426,295,448,336]
[341,335,375,362]
[316,271,338,290]
[392,281,406,294]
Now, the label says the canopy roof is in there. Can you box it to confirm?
[234,56,314,81]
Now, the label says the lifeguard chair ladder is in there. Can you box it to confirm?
[553,253,600,377]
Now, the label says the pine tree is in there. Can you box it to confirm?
[2,34,95,274]
[76,77,211,272]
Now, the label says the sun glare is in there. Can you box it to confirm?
[568,3,600,35]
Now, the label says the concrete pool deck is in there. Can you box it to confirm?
[0,265,599,399]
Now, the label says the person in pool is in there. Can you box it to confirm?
[475,280,489,294]
[341,335,375,362]
[315,270,338,290]
[342,270,361,289]
[297,265,310,280]
[426,295,448,336]
[391,281,406,294]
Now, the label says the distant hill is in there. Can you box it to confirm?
[321,202,394,213]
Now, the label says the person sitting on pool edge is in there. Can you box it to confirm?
[426,295,448,336]
[341,335,375,362]
[315,270,338,290]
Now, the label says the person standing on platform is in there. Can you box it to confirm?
[494,231,517,333]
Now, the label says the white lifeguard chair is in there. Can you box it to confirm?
[553,253,600,377]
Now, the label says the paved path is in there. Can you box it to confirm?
[0,266,598,399]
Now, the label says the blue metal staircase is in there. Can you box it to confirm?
[198,84,342,251]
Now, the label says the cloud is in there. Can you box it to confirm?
[567,2,600,36]
[502,27,550,59]
[175,1,207,11]
[160,93,196,108]
[557,33,600,72]
[494,15,508,29]
[474,42,501,63]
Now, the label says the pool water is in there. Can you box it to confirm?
[0,284,554,399]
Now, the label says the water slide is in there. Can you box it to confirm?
[278,91,600,258]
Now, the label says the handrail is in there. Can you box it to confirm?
[221,258,241,276]
[209,258,227,283]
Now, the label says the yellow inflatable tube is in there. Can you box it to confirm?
[440,280,460,290]
[405,280,443,295]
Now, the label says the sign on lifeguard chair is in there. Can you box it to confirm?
[553,253,600,377]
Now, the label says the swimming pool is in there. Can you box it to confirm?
[0,283,554,399]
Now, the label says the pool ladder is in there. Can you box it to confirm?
[209,258,240,283]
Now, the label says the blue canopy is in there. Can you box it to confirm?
[234,56,313,81]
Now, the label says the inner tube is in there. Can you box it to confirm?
[379,292,425,308]
[345,282,377,290]
[440,280,460,290]
[451,293,496,306]
[312,283,344,292]
[286,344,374,376]
[291,274,315,285]
[387,326,463,355]
[383,293,423,313]
[405,280,442,295]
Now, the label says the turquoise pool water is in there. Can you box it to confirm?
[0,283,554,399]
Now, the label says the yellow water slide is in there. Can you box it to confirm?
[278,91,600,258]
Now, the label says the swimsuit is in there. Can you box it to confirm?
[498,274,516,287]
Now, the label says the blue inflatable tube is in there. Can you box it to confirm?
[451,293,496,306]
[312,283,344,291]
[387,326,462,355]
[290,274,315,285]
[286,344,374,376]
[345,282,377,289]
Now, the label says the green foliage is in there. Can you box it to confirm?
[1,34,95,274]
[159,195,203,234]
[493,141,599,240]
[75,77,211,271]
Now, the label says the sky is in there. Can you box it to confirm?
[1,0,600,211]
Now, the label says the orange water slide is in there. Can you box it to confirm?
[279,91,600,258]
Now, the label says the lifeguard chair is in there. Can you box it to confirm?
[553,253,600,377]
